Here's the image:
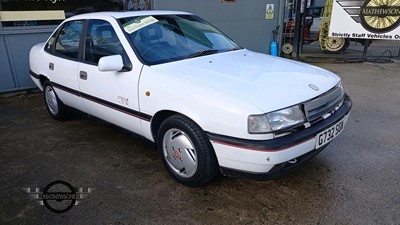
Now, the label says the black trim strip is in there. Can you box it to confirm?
[51,82,152,122]
[208,95,352,152]
[52,82,81,97]
[80,92,152,121]
[29,70,40,79]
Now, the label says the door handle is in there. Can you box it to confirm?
[49,62,54,70]
[80,71,88,80]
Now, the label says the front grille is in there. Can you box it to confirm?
[304,85,344,123]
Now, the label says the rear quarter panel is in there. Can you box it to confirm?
[29,43,47,90]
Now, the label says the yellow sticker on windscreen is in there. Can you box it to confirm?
[123,16,158,34]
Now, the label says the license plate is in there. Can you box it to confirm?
[315,118,346,149]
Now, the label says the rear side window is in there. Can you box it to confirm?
[44,32,57,54]
[84,20,124,64]
[54,20,84,60]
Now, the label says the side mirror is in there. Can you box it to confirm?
[98,55,131,72]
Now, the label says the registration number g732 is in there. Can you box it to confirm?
[315,117,346,149]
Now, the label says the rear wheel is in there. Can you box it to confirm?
[157,114,218,186]
[43,81,69,120]
[319,22,350,54]
[322,37,350,54]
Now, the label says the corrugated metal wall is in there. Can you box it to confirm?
[153,0,281,54]
[0,27,54,93]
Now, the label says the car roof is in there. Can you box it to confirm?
[66,10,192,21]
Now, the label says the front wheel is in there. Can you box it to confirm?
[157,115,219,186]
[43,81,69,120]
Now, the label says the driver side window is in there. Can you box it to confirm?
[85,20,125,65]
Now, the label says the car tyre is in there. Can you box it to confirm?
[322,37,350,54]
[157,114,219,186]
[43,80,69,120]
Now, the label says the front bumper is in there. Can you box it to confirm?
[207,95,352,180]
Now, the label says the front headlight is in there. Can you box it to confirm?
[248,114,271,134]
[248,105,306,134]
[267,105,306,131]
[337,81,345,98]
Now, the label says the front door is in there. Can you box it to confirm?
[78,19,143,133]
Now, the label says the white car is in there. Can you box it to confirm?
[29,11,352,186]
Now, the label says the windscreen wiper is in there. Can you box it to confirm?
[185,49,220,59]
[226,47,243,52]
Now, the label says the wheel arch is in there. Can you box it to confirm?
[150,110,206,145]
[150,110,181,141]
[35,74,49,91]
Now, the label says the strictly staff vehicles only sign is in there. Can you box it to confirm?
[329,0,400,40]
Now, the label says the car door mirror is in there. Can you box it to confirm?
[98,55,132,72]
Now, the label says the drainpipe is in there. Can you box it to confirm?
[292,0,302,58]
[277,0,285,56]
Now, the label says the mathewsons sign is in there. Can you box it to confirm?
[329,0,400,40]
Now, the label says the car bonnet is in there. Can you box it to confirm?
[151,49,341,113]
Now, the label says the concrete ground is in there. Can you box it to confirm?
[0,61,399,225]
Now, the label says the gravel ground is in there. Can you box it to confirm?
[1,61,399,225]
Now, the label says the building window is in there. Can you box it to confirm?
[0,0,152,27]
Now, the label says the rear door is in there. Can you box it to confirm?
[46,20,85,111]
[77,19,144,133]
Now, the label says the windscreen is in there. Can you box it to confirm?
[119,14,240,65]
